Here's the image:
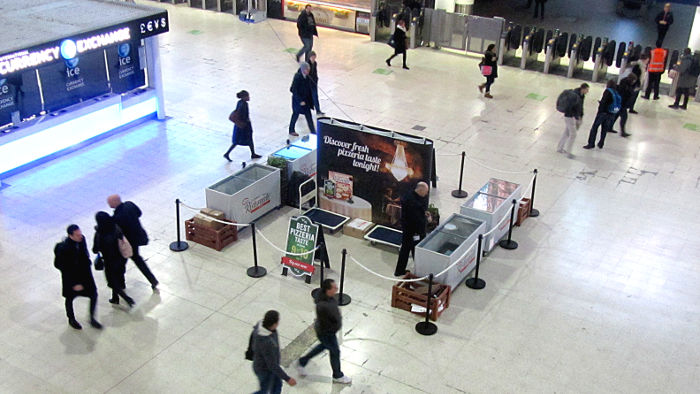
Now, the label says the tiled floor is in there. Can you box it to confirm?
[1,2,700,393]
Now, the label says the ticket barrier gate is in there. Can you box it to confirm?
[499,24,522,66]
[543,31,567,74]
[520,28,542,70]
[592,39,610,83]
[409,17,419,49]
[567,35,589,79]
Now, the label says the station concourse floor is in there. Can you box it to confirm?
[1,2,700,393]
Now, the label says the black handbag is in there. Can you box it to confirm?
[94,253,104,271]
[387,35,396,49]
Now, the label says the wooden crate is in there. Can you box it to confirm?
[185,217,238,251]
[516,198,531,226]
[391,273,451,321]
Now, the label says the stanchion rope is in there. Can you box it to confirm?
[255,229,322,257]
[435,152,463,157]
[178,200,253,227]
[462,151,532,175]
[482,208,513,238]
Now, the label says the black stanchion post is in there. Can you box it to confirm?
[451,151,469,199]
[246,222,267,278]
[529,169,540,217]
[499,199,519,250]
[311,243,325,299]
[415,274,438,336]
[169,199,189,252]
[334,249,352,306]
[466,234,485,290]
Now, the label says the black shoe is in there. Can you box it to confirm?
[386,59,391,67]
[621,132,631,138]
[251,153,262,159]
[402,66,410,70]
[629,109,638,114]
[653,96,660,100]
[289,132,299,137]
[597,144,604,149]
[680,106,687,110]
[90,319,103,330]
[609,129,618,134]
[394,271,407,277]
[582,145,594,150]
[109,298,119,305]
[69,319,82,330]
[295,54,300,62]
[125,298,135,308]
[223,154,232,162]
[151,281,159,291]
[310,130,317,135]
[641,96,649,100]
[669,104,679,109]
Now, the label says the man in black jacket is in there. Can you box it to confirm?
[253,310,296,393]
[308,51,324,116]
[289,62,316,137]
[54,224,102,330]
[108,195,159,289]
[295,5,318,63]
[614,74,636,137]
[583,80,619,150]
[557,83,589,159]
[386,19,409,70]
[297,279,352,384]
[394,182,429,276]
[655,3,673,48]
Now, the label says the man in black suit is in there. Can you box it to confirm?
[289,62,316,137]
[394,182,429,276]
[54,224,102,330]
[655,3,673,48]
[108,195,159,290]
[295,5,318,63]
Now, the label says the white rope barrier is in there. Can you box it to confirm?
[178,201,252,227]
[435,152,463,157]
[348,255,429,282]
[483,207,513,238]
[255,229,322,257]
[462,152,532,175]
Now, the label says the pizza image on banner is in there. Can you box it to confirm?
[282,216,319,277]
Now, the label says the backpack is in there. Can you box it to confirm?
[607,88,621,114]
[689,58,700,77]
[556,89,578,113]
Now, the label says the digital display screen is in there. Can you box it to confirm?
[106,41,146,94]
[38,50,110,112]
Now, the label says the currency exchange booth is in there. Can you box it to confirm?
[0,1,169,179]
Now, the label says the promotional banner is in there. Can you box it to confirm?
[0,72,42,126]
[106,41,145,94]
[317,119,433,230]
[38,49,110,112]
[281,216,319,280]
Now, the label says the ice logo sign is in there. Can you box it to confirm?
[60,40,80,70]
[0,78,8,94]
[118,43,130,58]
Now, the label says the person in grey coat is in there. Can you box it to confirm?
[253,310,296,394]
[669,48,697,110]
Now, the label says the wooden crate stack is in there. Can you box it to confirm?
[185,209,238,251]
[391,273,451,321]
[516,198,531,226]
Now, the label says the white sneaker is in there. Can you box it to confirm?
[296,360,308,377]
[333,375,352,384]
[556,148,566,154]
[567,153,576,159]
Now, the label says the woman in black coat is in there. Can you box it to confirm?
[224,90,261,161]
[386,20,409,70]
[93,211,134,307]
[478,44,498,99]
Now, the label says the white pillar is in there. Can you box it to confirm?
[688,6,700,50]
[145,35,166,120]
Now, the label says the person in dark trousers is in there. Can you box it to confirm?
[614,74,636,137]
[627,55,647,114]
[386,19,409,70]
[643,44,667,100]
[654,3,673,48]
[308,51,324,116]
[295,5,318,63]
[394,182,429,277]
[252,310,297,394]
[478,44,498,99]
[108,195,159,290]
[296,279,352,385]
[54,224,102,330]
[583,79,619,150]
[669,48,696,110]
[533,0,546,19]
[557,83,589,159]
[224,90,261,161]
[289,62,316,137]
[93,211,134,308]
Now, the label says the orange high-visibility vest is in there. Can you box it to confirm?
[648,48,667,73]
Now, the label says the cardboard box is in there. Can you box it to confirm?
[200,208,226,221]
[194,213,225,230]
[343,218,373,239]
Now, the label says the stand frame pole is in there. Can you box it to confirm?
[530,169,540,217]
[451,151,469,198]
[169,199,189,252]
[466,234,485,289]
[247,222,267,278]
[499,199,519,250]
[415,274,438,336]
[335,249,352,306]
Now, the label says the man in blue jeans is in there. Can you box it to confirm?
[295,5,318,63]
[296,279,352,384]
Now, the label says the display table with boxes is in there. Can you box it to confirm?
[391,273,451,321]
[459,178,522,252]
[205,164,281,225]
[185,208,238,251]
[414,214,486,290]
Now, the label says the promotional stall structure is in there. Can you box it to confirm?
[282,0,371,34]
[460,178,522,252]
[0,0,169,179]
[206,164,282,225]
[414,214,485,290]
[270,134,317,182]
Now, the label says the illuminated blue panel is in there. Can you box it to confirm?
[0,97,157,177]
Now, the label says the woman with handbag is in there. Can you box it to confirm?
[93,211,134,308]
[224,90,261,161]
[386,20,409,70]
[478,44,498,99]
